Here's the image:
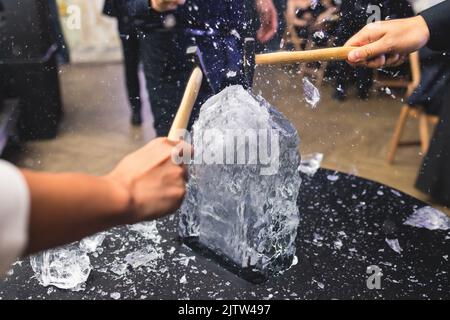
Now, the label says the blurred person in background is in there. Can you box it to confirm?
[126,0,278,137]
[48,0,70,64]
[103,0,143,126]
[264,0,288,52]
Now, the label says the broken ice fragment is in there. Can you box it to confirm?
[327,174,339,182]
[180,275,187,284]
[110,292,121,300]
[404,206,450,231]
[79,233,105,253]
[226,70,237,78]
[110,262,128,276]
[313,31,325,39]
[173,255,196,267]
[180,85,302,275]
[124,246,163,270]
[298,153,323,176]
[385,238,403,254]
[127,221,161,243]
[303,78,320,108]
[333,239,343,250]
[30,245,92,291]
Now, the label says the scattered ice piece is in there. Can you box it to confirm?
[327,174,339,182]
[333,239,343,250]
[79,233,105,253]
[180,275,187,284]
[390,189,402,197]
[291,256,298,266]
[385,87,392,95]
[110,262,128,276]
[302,78,320,108]
[110,292,121,300]
[313,30,325,39]
[173,256,196,267]
[127,221,161,243]
[180,85,301,274]
[443,255,448,261]
[385,238,403,254]
[167,247,176,254]
[298,153,323,176]
[30,245,92,291]
[230,29,241,39]
[124,246,163,270]
[226,70,237,78]
[404,206,450,231]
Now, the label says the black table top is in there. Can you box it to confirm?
[1,169,449,300]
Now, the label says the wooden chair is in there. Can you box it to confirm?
[281,13,307,52]
[387,51,440,164]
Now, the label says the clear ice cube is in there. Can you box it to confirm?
[30,245,92,291]
[179,85,302,274]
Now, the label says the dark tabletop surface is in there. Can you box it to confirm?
[1,169,449,300]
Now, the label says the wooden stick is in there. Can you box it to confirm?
[168,66,203,141]
[255,47,357,65]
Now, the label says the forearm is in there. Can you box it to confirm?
[22,170,132,254]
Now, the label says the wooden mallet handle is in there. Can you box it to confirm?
[255,46,357,65]
[168,66,203,141]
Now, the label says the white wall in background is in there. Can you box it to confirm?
[57,0,122,63]
[408,0,445,13]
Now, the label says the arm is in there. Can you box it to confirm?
[24,137,189,254]
[256,0,278,43]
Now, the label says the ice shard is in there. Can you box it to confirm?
[30,245,92,291]
[179,85,302,277]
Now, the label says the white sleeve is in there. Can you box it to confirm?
[0,160,30,275]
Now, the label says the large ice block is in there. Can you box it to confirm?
[179,85,302,276]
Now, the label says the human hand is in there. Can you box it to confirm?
[256,0,278,43]
[150,0,185,12]
[345,16,430,68]
[107,137,192,223]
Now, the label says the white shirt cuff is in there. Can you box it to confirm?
[0,160,30,275]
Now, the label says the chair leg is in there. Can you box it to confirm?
[387,105,410,164]
[419,114,430,154]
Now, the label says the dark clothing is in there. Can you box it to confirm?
[420,0,450,52]
[48,0,70,64]
[103,0,142,113]
[415,0,450,206]
[126,0,258,136]
[408,48,450,116]
[126,0,257,36]
[416,93,450,206]
[103,0,136,34]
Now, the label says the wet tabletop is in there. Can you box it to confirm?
[1,169,449,300]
